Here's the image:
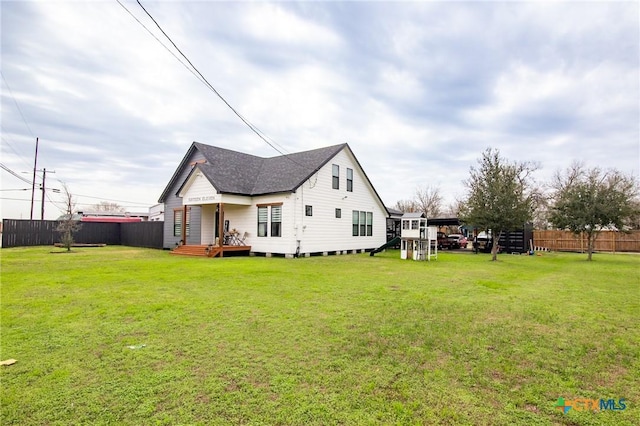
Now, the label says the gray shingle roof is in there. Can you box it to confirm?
[163,142,347,199]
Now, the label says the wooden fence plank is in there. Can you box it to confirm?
[532,230,640,253]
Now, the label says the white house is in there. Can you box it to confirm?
[158,142,388,257]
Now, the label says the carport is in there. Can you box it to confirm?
[426,217,460,227]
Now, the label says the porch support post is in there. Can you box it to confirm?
[182,204,187,245]
[218,202,224,257]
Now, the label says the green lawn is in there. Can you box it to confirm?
[1,246,638,425]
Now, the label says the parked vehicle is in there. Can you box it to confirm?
[473,232,496,253]
[437,232,451,250]
[447,234,468,249]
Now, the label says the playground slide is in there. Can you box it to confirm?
[370,236,401,256]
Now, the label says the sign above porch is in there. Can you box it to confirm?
[179,170,221,205]
[178,170,252,206]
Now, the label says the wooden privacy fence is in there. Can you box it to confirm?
[533,230,640,253]
[1,219,164,249]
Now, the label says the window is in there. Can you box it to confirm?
[352,210,373,237]
[347,168,353,192]
[411,220,419,230]
[271,205,282,237]
[332,164,339,189]
[174,210,182,237]
[305,205,313,216]
[335,208,341,218]
[257,206,268,237]
[352,210,359,236]
[402,220,410,230]
[173,208,190,237]
[258,204,283,237]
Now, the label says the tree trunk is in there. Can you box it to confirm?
[491,230,502,261]
[587,232,594,261]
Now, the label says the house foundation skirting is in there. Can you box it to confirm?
[251,248,374,258]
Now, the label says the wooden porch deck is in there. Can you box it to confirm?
[170,244,251,258]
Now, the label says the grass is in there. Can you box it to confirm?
[1,246,638,425]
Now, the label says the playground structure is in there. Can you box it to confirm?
[399,212,438,261]
[370,212,438,260]
[369,236,400,256]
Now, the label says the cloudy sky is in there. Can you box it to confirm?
[1,1,638,220]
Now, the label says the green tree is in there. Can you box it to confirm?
[461,148,539,261]
[549,163,639,261]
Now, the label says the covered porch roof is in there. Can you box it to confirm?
[177,166,252,206]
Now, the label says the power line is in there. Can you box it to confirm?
[0,162,33,185]
[113,0,209,88]
[1,132,36,171]
[0,197,50,202]
[71,192,154,206]
[133,0,279,152]
[1,71,35,138]
[1,196,150,210]
[2,165,153,208]
[132,0,304,167]
[45,191,67,211]
[59,189,155,207]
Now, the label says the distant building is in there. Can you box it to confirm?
[148,203,164,222]
[76,210,148,223]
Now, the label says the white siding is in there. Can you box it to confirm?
[220,203,254,244]
[229,194,297,254]
[201,204,216,244]
[292,148,387,254]
[180,171,221,205]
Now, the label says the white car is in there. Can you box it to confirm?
[447,234,468,249]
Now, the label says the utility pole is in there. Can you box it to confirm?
[40,168,55,220]
[30,137,39,220]
[41,168,46,220]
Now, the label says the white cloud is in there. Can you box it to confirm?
[1,1,637,219]
[242,3,342,48]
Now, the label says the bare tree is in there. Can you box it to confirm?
[91,201,125,213]
[414,185,443,218]
[393,199,418,213]
[530,190,551,230]
[444,197,466,217]
[56,182,82,251]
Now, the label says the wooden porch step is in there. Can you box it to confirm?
[170,245,251,258]
[170,245,210,257]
